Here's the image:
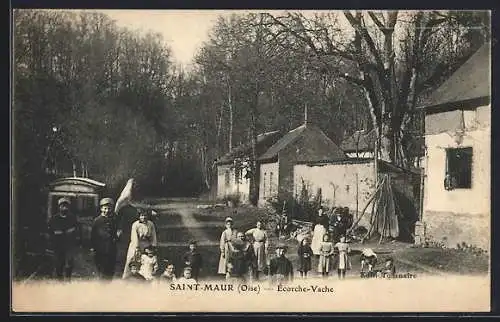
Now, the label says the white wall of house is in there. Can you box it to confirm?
[423,104,491,249]
[258,161,279,206]
[293,161,377,227]
[346,151,374,158]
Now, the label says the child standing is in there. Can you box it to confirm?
[183,240,203,281]
[139,246,159,281]
[177,266,198,284]
[334,236,351,279]
[297,237,313,278]
[317,234,335,278]
[269,243,294,285]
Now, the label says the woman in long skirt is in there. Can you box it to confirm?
[245,220,268,280]
[218,217,236,277]
[122,209,157,279]
[311,222,327,257]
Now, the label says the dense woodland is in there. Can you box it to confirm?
[13,10,489,233]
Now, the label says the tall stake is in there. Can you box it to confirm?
[355,172,359,220]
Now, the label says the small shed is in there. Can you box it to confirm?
[47,177,106,242]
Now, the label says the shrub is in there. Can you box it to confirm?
[456,242,488,256]
[221,193,242,207]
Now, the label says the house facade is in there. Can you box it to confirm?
[294,159,420,240]
[215,123,347,206]
[420,43,491,250]
[257,124,347,206]
[216,131,281,203]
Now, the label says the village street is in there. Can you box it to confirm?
[20,198,472,284]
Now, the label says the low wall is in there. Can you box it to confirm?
[423,210,490,251]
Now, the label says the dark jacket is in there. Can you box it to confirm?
[269,256,294,281]
[91,214,120,254]
[228,240,255,277]
[183,250,203,270]
[47,212,81,251]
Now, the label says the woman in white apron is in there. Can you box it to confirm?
[218,217,236,278]
[122,209,157,279]
[311,222,327,256]
[245,220,269,280]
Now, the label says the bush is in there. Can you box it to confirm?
[221,193,242,207]
[264,194,321,223]
[456,242,488,256]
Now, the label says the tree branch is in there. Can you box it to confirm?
[344,11,384,69]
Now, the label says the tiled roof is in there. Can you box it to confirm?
[340,129,376,152]
[420,43,491,110]
[216,130,282,164]
[258,124,346,161]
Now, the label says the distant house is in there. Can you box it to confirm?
[216,130,282,203]
[215,123,347,205]
[257,123,346,205]
[419,43,491,250]
[341,128,425,169]
[340,129,376,159]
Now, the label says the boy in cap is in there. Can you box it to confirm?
[183,240,203,282]
[269,243,294,285]
[47,197,81,281]
[90,197,122,280]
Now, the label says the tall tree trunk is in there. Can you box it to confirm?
[227,77,233,152]
[249,103,258,206]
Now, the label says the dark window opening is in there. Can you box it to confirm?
[445,147,472,190]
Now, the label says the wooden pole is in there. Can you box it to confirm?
[355,172,359,220]
[374,138,379,185]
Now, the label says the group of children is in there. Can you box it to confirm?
[297,234,351,279]
[124,232,396,285]
[296,235,397,279]
[124,240,203,284]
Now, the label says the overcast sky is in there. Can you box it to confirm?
[94,10,335,68]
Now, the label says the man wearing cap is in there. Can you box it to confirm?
[268,243,294,285]
[47,197,81,281]
[90,197,122,280]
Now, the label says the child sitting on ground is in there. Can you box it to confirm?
[160,261,177,283]
[125,261,147,282]
[380,257,396,277]
[139,246,159,280]
[360,248,378,273]
[177,266,198,284]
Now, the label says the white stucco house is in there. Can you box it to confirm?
[419,43,491,250]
